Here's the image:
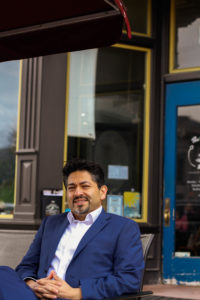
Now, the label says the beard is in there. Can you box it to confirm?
[74,205,90,215]
[73,196,90,215]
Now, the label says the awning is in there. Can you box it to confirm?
[0,0,126,62]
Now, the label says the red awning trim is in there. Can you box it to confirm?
[104,0,132,39]
[114,0,132,39]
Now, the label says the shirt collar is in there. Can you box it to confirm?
[67,206,102,224]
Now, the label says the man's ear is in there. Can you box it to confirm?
[100,185,108,200]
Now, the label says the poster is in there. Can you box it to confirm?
[108,165,128,180]
[107,194,123,216]
[123,191,141,218]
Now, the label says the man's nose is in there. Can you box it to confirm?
[74,187,83,196]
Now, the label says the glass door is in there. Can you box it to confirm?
[163,81,200,283]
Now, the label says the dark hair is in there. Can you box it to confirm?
[62,159,105,189]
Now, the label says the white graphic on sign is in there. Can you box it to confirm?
[187,136,200,170]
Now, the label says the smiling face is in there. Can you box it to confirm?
[66,170,108,220]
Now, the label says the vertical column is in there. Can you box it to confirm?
[14,57,43,221]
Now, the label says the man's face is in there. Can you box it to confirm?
[66,170,107,220]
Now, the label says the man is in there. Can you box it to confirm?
[0,159,144,300]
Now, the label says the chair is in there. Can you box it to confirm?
[108,233,155,300]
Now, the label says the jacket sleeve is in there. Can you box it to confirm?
[15,217,47,280]
[80,220,144,300]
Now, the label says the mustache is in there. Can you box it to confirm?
[73,195,89,202]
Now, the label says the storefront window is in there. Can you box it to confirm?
[123,0,151,36]
[0,61,20,216]
[171,0,200,70]
[65,45,150,222]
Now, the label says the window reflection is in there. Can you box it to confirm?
[0,61,20,215]
[174,0,200,69]
[176,105,200,256]
[66,46,149,220]
[123,0,150,35]
[67,49,97,140]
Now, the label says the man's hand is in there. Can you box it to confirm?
[50,272,82,300]
[26,272,61,299]
[26,271,82,300]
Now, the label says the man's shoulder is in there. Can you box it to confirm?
[102,211,141,239]
[43,212,68,224]
[104,211,138,227]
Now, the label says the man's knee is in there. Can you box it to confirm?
[0,266,37,300]
[0,266,16,280]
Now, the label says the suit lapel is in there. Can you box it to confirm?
[71,209,110,261]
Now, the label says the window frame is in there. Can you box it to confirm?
[122,0,152,38]
[63,44,151,223]
[169,0,200,73]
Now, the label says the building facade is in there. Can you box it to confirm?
[0,0,200,285]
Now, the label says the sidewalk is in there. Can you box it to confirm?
[143,284,200,300]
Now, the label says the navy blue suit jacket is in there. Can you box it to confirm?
[16,209,144,299]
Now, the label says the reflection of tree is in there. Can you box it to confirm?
[8,128,16,148]
[0,129,16,205]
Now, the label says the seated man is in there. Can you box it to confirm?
[0,159,144,300]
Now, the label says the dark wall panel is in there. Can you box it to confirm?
[37,53,67,218]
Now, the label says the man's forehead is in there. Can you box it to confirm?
[67,180,91,186]
[67,170,94,184]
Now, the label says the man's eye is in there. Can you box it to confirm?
[68,186,75,191]
[82,185,90,188]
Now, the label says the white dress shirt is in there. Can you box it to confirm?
[47,206,102,280]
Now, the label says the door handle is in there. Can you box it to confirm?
[164,198,170,226]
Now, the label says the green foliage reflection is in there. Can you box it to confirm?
[0,130,16,214]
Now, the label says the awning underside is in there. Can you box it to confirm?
[0,0,124,62]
